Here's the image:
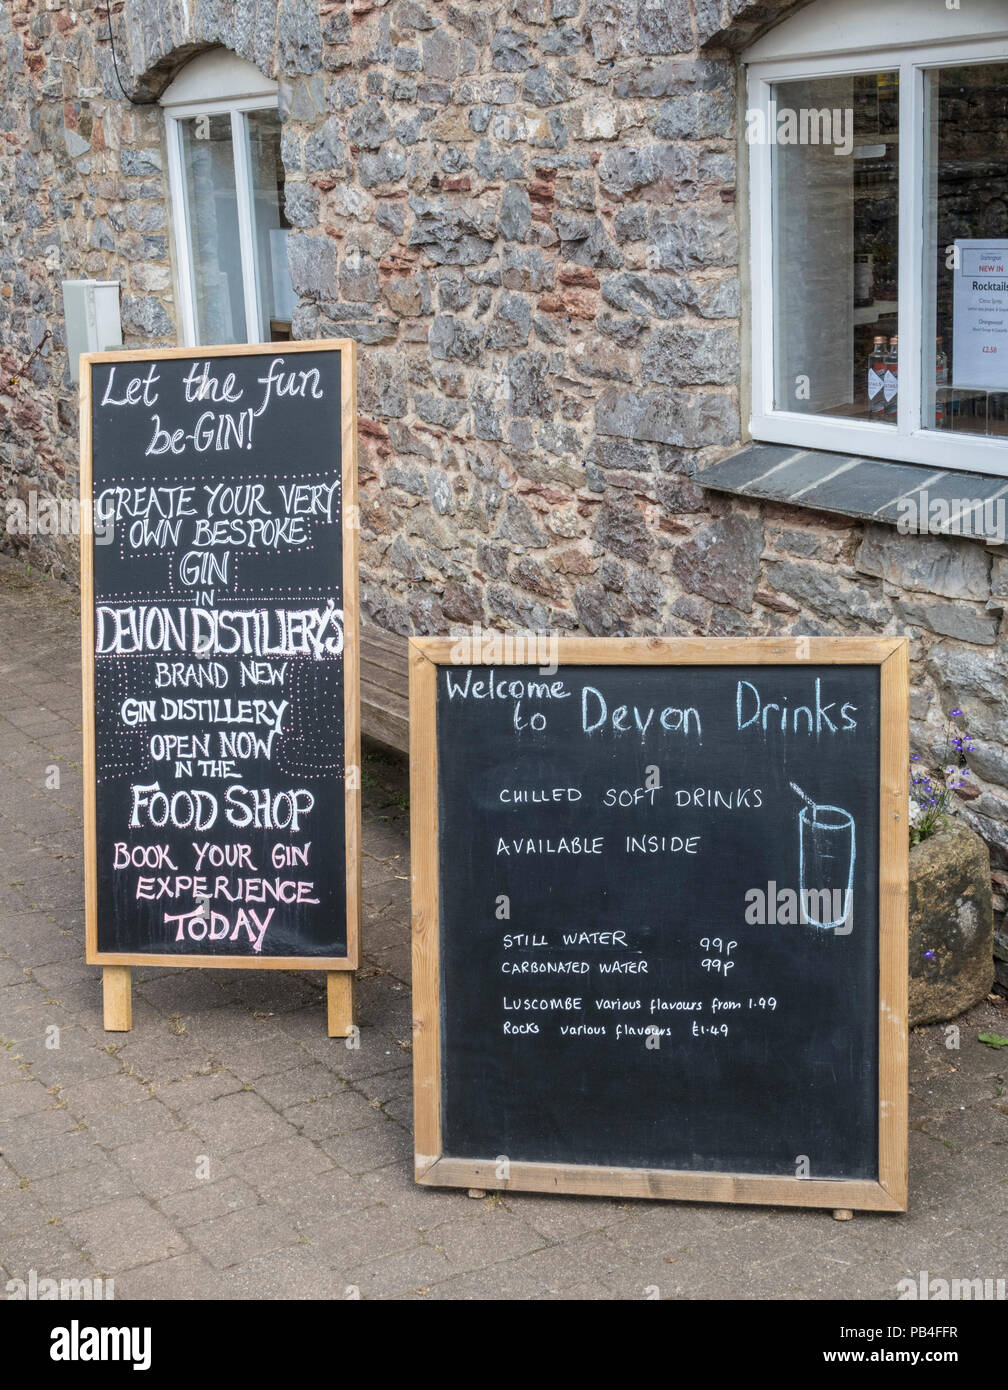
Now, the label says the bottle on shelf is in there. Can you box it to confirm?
[883,335,898,422]
[935,336,948,428]
[868,335,887,420]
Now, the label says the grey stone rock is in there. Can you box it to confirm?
[395,1,437,30]
[556,216,620,270]
[358,149,407,187]
[584,0,632,60]
[323,9,352,44]
[601,272,685,319]
[856,524,990,601]
[671,514,763,612]
[486,583,552,630]
[339,252,379,303]
[473,138,527,181]
[394,45,422,72]
[573,580,625,635]
[654,89,734,139]
[122,145,163,180]
[655,471,706,513]
[597,311,649,349]
[642,324,739,385]
[414,391,468,428]
[408,198,495,265]
[384,463,428,496]
[428,469,454,515]
[375,202,405,235]
[359,351,407,417]
[347,99,391,149]
[485,293,531,350]
[684,274,740,319]
[595,386,738,447]
[964,739,1008,788]
[471,383,504,441]
[277,0,322,74]
[120,294,173,338]
[909,821,994,1026]
[522,66,570,107]
[491,29,532,72]
[497,494,547,547]
[768,561,892,629]
[613,205,649,244]
[539,23,583,56]
[926,642,1008,743]
[88,217,114,252]
[429,313,484,363]
[650,203,738,270]
[586,437,653,472]
[284,181,319,228]
[304,116,345,172]
[390,534,425,580]
[637,0,694,54]
[287,233,339,297]
[897,598,999,647]
[614,58,732,99]
[436,272,471,311]
[598,144,687,200]
[498,183,531,242]
[595,497,652,565]
[422,29,459,80]
[63,128,90,159]
[507,352,553,419]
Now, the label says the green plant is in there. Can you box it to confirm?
[909,710,975,847]
[978,1032,1008,1049]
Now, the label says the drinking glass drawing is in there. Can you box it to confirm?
[798,803,855,930]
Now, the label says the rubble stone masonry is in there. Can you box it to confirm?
[3,0,1008,927]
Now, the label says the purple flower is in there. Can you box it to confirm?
[925,949,935,960]
[949,708,962,718]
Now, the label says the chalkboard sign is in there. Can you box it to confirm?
[80,341,359,978]
[411,638,908,1211]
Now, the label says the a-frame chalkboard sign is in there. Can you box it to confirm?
[80,340,360,1037]
[410,636,909,1213]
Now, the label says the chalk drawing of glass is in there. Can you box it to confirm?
[791,783,855,932]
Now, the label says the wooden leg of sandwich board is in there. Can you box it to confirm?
[327,971,354,1038]
[102,966,132,1032]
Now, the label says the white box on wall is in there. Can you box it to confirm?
[62,280,122,384]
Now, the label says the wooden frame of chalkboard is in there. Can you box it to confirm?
[410,637,909,1212]
[80,340,360,1030]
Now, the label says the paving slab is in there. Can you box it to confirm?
[1,558,1007,1300]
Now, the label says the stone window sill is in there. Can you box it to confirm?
[697,443,1008,544]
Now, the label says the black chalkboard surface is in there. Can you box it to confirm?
[81,342,359,971]
[411,639,909,1211]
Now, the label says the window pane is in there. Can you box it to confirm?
[246,110,295,342]
[770,73,899,424]
[924,62,1008,438]
[179,113,247,344]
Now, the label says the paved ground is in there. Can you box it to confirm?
[0,556,1005,1301]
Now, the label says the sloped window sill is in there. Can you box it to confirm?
[697,444,1008,543]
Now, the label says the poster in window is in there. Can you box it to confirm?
[953,239,1008,390]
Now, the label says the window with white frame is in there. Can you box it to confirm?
[161,49,296,347]
[746,0,1008,476]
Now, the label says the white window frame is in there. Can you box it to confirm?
[161,52,282,347]
[747,33,1008,477]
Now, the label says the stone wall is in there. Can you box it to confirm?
[4,0,1008,911]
